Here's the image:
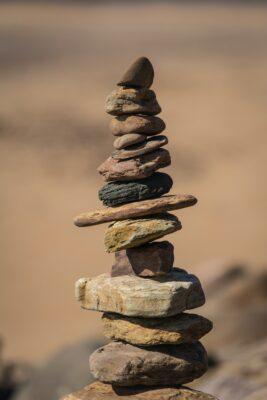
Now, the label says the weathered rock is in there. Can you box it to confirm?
[112,135,168,160]
[106,87,161,116]
[110,115,165,136]
[75,268,205,317]
[117,57,154,89]
[98,173,173,207]
[114,133,146,150]
[111,241,174,277]
[104,213,181,252]
[98,149,171,182]
[102,312,213,346]
[75,195,197,227]
[89,341,208,387]
[61,381,218,400]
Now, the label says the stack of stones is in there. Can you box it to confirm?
[63,58,217,400]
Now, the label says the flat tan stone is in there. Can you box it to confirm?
[102,312,213,346]
[74,195,197,227]
[75,269,205,317]
[104,213,181,253]
[113,133,146,149]
[61,381,218,400]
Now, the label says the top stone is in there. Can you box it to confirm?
[117,57,154,89]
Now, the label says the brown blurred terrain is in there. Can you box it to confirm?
[1,1,267,397]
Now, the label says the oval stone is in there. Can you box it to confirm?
[110,115,166,136]
[106,87,161,116]
[112,135,168,160]
[104,213,181,253]
[98,149,171,182]
[99,173,173,206]
[89,341,208,387]
[113,133,147,150]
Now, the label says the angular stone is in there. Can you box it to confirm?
[74,195,197,227]
[98,173,173,207]
[104,213,181,253]
[110,115,165,136]
[98,149,171,182]
[102,312,213,346]
[114,133,146,150]
[61,381,219,400]
[117,57,154,89]
[75,268,205,317]
[106,87,161,116]
[112,135,168,160]
[89,341,208,387]
[111,241,174,277]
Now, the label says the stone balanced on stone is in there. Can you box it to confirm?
[62,57,217,400]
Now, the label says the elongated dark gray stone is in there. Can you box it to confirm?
[99,172,173,206]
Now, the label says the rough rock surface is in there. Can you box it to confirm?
[75,268,205,317]
[111,241,174,277]
[98,149,171,182]
[117,56,154,89]
[89,341,208,387]
[61,381,218,400]
[104,213,181,252]
[75,195,197,227]
[113,133,147,150]
[102,312,213,346]
[106,87,161,116]
[98,172,173,207]
[112,135,168,160]
[110,115,165,136]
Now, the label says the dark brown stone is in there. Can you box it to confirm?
[112,135,168,160]
[61,381,218,400]
[98,149,171,182]
[110,115,165,136]
[111,241,174,277]
[117,57,154,89]
[89,341,208,387]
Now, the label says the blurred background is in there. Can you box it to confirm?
[1,1,267,399]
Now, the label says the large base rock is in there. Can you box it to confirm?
[61,381,218,399]
[102,312,213,346]
[75,269,205,317]
[89,341,208,387]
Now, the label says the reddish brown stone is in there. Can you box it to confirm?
[112,135,168,160]
[111,241,174,277]
[110,115,165,136]
[97,149,171,182]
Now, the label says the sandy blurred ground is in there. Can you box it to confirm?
[0,1,267,364]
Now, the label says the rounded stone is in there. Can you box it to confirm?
[89,341,208,387]
[98,173,173,206]
[112,135,168,160]
[110,115,165,136]
[111,241,174,277]
[98,149,171,182]
[104,213,181,253]
[113,133,147,150]
[106,87,161,116]
[117,57,154,89]
[102,312,213,346]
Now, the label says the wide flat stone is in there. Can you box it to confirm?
[104,213,181,252]
[61,381,218,400]
[110,115,165,136]
[74,195,197,227]
[112,135,168,160]
[98,149,171,182]
[106,87,161,116]
[98,172,173,207]
[113,133,147,150]
[111,241,174,277]
[102,312,213,346]
[117,57,154,89]
[75,268,205,317]
[89,341,208,386]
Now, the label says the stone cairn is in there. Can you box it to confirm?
[63,58,217,400]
